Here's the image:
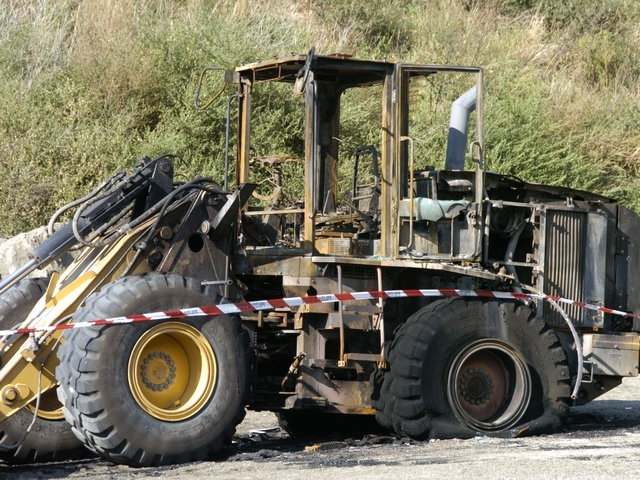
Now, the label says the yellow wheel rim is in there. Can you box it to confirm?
[26,388,65,421]
[128,322,217,421]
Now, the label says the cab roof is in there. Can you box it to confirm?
[234,53,482,90]
[235,53,393,87]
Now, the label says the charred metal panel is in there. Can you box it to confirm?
[583,212,608,327]
[287,361,375,414]
[616,206,640,320]
[600,203,619,329]
[583,333,640,377]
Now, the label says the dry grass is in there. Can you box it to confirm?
[0,0,639,234]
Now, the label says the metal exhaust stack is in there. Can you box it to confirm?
[444,85,477,171]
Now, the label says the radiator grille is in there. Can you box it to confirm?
[543,210,586,325]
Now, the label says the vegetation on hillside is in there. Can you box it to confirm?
[0,0,639,235]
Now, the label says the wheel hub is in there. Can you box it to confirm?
[140,352,177,391]
[459,367,493,405]
[25,388,66,421]
[128,322,217,421]
[447,339,531,431]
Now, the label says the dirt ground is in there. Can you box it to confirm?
[4,376,640,480]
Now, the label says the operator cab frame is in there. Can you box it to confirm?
[231,53,485,260]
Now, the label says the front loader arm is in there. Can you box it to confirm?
[0,157,253,424]
[0,156,174,295]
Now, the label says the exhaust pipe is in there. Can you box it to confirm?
[444,85,476,171]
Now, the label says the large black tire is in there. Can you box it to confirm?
[0,278,86,463]
[56,272,253,466]
[0,278,48,328]
[374,297,570,439]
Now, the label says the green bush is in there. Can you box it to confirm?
[0,0,639,235]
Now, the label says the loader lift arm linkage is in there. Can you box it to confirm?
[0,154,254,462]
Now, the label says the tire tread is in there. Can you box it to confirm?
[56,272,253,466]
[373,297,571,439]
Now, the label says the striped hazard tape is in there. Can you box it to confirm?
[1,288,638,337]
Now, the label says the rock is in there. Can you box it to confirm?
[0,226,77,281]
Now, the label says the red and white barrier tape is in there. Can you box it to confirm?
[1,288,637,337]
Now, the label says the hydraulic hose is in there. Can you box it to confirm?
[519,282,583,401]
[47,171,126,237]
[135,178,225,252]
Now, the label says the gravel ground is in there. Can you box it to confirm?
[4,376,640,480]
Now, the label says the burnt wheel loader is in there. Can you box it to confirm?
[1,51,640,467]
